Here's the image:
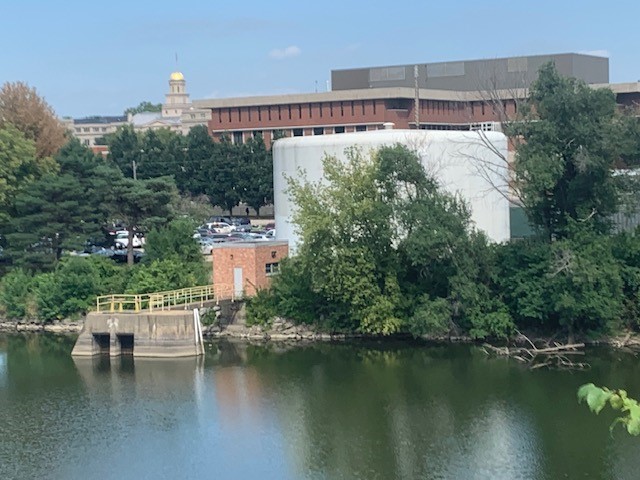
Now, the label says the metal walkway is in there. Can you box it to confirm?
[95,284,235,313]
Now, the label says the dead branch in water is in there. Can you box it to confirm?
[482,331,589,370]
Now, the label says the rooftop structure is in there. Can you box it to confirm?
[331,53,609,91]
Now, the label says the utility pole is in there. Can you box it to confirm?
[132,160,137,181]
[414,65,420,129]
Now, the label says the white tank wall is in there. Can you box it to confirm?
[273,130,510,249]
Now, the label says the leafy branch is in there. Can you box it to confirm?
[577,383,640,436]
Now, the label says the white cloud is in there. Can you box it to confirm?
[268,45,301,60]
[580,49,610,58]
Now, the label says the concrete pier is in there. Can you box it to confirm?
[72,310,205,358]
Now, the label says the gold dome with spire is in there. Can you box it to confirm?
[170,71,184,81]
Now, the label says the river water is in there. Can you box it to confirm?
[1,333,640,480]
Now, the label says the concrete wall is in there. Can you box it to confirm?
[72,311,203,358]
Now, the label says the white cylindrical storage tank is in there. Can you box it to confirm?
[273,130,510,249]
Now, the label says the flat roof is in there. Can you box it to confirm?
[212,240,288,249]
[193,82,639,110]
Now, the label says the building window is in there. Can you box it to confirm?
[373,101,376,115]
[308,103,312,117]
[83,127,89,132]
[319,103,323,118]
[330,103,333,117]
[238,108,242,122]
[361,101,365,115]
[228,109,232,122]
[265,262,280,275]
[75,128,81,133]
[334,126,345,134]
[278,106,281,120]
[258,107,262,121]
[313,127,324,135]
[288,105,292,120]
[233,131,243,144]
[268,108,271,121]
[298,104,302,118]
[340,102,344,116]
[356,125,367,132]
[351,101,355,116]
[253,130,263,138]
[83,139,90,145]
[293,128,303,137]
[102,127,107,132]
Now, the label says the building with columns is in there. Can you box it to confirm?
[64,71,210,149]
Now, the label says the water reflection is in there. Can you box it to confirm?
[2,334,640,479]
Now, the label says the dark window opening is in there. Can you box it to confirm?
[298,104,302,118]
[278,106,281,120]
[313,127,324,135]
[334,126,345,134]
[293,128,303,137]
[266,262,280,275]
[233,131,243,144]
[356,125,367,132]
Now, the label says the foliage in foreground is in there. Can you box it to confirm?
[578,383,640,436]
[0,219,208,322]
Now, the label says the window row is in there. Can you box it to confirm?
[216,101,379,124]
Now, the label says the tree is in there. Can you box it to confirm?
[206,137,241,213]
[5,140,121,270]
[509,63,622,239]
[125,101,162,115]
[273,144,508,336]
[179,125,216,196]
[0,81,67,158]
[239,134,273,215]
[107,125,141,179]
[109,176,178,265]
[0,124,57,222]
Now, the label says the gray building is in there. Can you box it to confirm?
[331,53,609,92]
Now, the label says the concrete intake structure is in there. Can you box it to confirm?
[71,310,206,358]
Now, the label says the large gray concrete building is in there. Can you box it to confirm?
[331,53,609,92]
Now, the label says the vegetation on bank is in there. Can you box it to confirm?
[247,64,640,340]
[0,80,274,321]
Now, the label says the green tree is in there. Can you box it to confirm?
[179,125,216,196]
[107,125,141,179]
[125,101,162,115]
[0,124,57,222]
[109,176,178,265]
[5,140,120,270]
[238,134,273,214]
[510,63,623,239]
[206,137,242,213]
[144,217,209,285]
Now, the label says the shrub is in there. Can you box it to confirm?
[0,269,34,319]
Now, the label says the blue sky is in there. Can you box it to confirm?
[1,0,637,118]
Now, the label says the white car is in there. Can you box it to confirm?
[205,222,233,234]
[114,232,145,249]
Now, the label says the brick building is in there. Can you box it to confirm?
[192,53,639,147]
[212,241,289,297]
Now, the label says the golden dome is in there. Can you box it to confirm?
[170,71,184,81]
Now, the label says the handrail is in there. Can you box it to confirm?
[95,284,235,313]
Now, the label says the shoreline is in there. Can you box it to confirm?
[2,319,639,351]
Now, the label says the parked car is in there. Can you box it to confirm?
[205,222,233,234]
[114,231,145,249]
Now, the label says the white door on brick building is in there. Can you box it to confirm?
[233,267,243,299]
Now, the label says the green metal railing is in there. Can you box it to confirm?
[95,284,235,313]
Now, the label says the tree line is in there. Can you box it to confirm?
[247,64,640,341]
[106,124,274,215]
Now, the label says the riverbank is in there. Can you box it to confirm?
[0,321,83,334]
[3,316,640,351]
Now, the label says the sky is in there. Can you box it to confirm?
[1,0,638,118]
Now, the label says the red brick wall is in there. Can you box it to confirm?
[212,243,289,296]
